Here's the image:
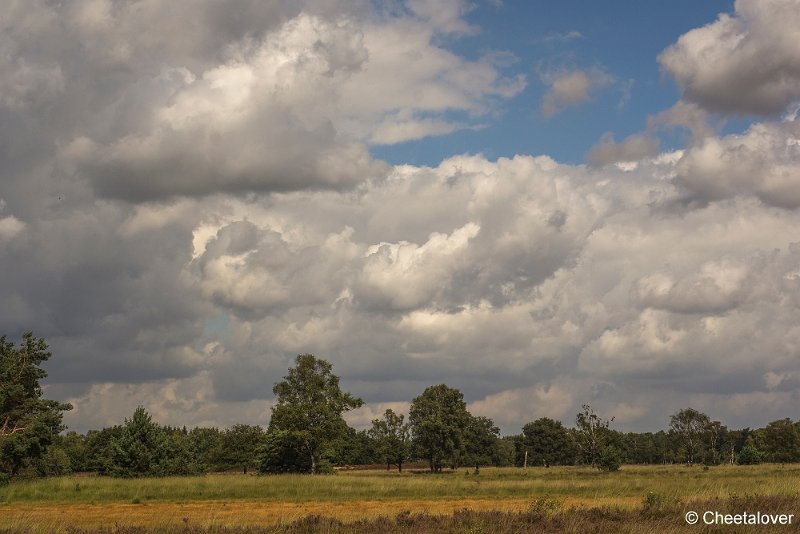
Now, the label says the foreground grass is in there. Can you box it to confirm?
[0,465,798,532]
[3,495,799,533]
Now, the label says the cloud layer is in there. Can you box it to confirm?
[2,0,799,435]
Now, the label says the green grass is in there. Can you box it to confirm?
[1,464,798,505]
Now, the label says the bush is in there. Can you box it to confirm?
[737,443,763,465]
[597,445,623,471]
[34,447,72,476]
[526,496,562,520]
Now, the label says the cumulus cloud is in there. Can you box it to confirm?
[4,0,800,436]
[659,0,800,115]
[6,150,800,433]
[587,132,661,167]
[675,118,800,208]
[2,0,524,203]
[540,68,612,118]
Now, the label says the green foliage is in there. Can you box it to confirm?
[408,384,470,472]
[58,431,89,472]
[574,405,614,467]
[214,424,265,474]
[0,332,72,479]
[84,426,123,474]
[269,354,363,474]
[31,446,71,477]
[597,445,623,472]
[463,415,500,472]
[702,448,720,466]
[108,406,169,477]
[328,427,380,466]
[640,491,678,518]
[187,426,222,471]
[527,495,562,519]
[258,429,312,474]
[736,437,763,465]
[162,427,207,476]
[762,418,800,463]
[368,409,410,472]
[522,418,577,467]
[669,407,711,465]
[492,436,516,467]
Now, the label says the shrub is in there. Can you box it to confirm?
[597,445,623,471]
[737,442,763,465]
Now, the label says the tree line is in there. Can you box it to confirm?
[2,333,799,481]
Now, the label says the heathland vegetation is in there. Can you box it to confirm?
[1,466,799,532]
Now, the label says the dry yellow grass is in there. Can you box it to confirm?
[1,496,642,532]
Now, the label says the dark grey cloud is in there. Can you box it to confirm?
[659,0,800,115]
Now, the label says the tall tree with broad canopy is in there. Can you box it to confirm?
[268,354,363,474]
[409,384,470,473]
[523,417,577,467]
[669,407,711,465]
[0,332,72,481]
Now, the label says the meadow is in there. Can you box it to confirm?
[1,465,798,532]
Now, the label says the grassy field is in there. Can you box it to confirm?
[1,465,798,532]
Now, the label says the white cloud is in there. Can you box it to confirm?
[0,216,25,240]
[675,118,800,208]
[540,68,611,118]
[359,223,480,311]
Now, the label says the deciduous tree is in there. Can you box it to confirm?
[214,424,264,474]
[669,408,710,465]
[463,415,499,473]
[574,404,614,467]
[268,354,363,474]
[409,384,470,473]
[368,409,410,472]
[522,418,576,467]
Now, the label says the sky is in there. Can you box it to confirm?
[2,0,800,435]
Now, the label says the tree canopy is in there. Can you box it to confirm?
[409,384,471,472]
[369,408,410,472]
[268,354,363,474]
[0,332,72,480]
[522,417,576,467]
[669,407,711,465]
